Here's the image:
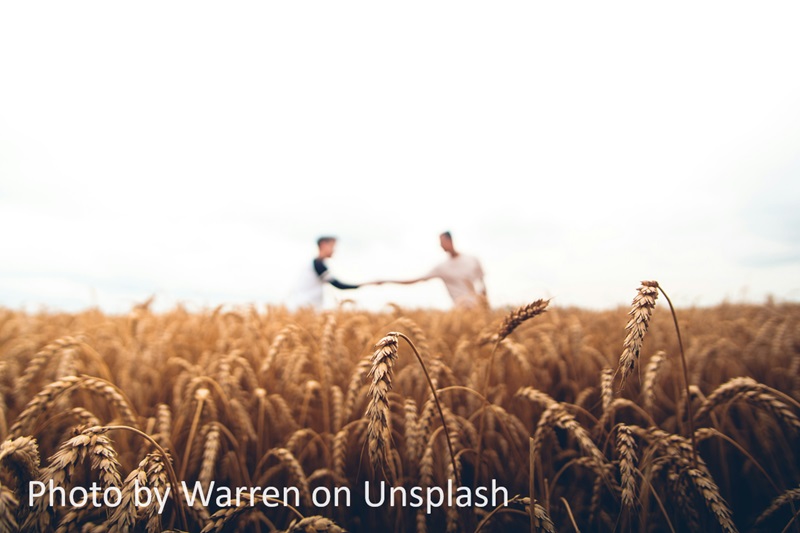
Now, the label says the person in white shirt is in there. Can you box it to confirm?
[288,236,380,309]
[382,232,488,308]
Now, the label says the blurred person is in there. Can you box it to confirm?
[288,236,380,309]
[381,231,487,308]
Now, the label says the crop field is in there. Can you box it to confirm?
[0,283,798,532]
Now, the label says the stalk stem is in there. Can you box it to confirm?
[474,343,499,494]
[396,332,461,487]
[658,286,699,468]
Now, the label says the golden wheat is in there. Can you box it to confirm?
[0,295,796,532]
[617,281,659,387]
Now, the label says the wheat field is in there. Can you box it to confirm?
[0,285,798,532]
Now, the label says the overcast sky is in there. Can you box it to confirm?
[1,2,799,313]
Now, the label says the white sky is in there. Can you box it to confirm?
[1,2,799,312]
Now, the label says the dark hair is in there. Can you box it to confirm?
[440,231,452,240]
[317,236,337,247]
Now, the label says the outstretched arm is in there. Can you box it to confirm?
[379,265,438,286]
[378,276,431,285]
[328,278,360,290]
[314,259,361,290]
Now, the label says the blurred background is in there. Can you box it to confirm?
[1,2,798,312]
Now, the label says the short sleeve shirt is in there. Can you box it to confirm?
[426,254,484,307]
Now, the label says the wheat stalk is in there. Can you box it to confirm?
[201,503,262,533]
[366,333,398,483]
[0,435,41,514]
[632,426,737,532]
[9,376,138,438]
[331,421,361,479]
[617,281,699,467]
[283,515,346,532]
[642,350,666,412]
[331,385,344,432]
[601,367,613,413]
[9,376,82,437]
[24,426,122,531]
[616,424,637,509]
[481,298,550,346]
[268,448,312,509]
[107,452,162,532]
[0,483,18,532]
[15,336,80,392]
[155,403,172,449]
[695,376,800,432]
[755,486,800,527]
[342,356,371,423]
[199,424,221,491]
[403,398,421,468]
[617,281,659,387]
